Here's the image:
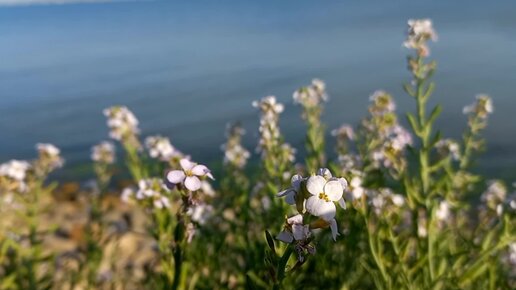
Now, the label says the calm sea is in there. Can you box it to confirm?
[1,0,515,179]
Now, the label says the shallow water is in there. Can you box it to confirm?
[1,0,515,179]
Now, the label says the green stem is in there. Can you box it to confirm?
[273,246,293,290]
[364,216,389,287]
[172,245,183,290]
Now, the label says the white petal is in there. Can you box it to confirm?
[287,214,303,225]
[184,176,201,191]
[324,180,344,201]
[153,199,163,209]
[306,196,336,220]
[192,164,209,176]
[291,174,303,190]
[276,231,293,243]
[317,168,332,179]
[350,176,361,188]
[277,188,294,197]
[306,175,326,195]
[338,198,347,210]
[329,219,339,241]
[338,177,348,189]
[180,158,195,171]
[285,191,296,205]
[166,170,185,184]
[353,187,365,199]
[292,224,309,241]
[277,188,296,205]
[162,197,171,208]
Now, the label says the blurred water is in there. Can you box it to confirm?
[0,0,515,179]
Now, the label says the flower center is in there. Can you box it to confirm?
[185,170,193,177]
[318,192,330,202]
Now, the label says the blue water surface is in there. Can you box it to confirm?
[1,0,515,178]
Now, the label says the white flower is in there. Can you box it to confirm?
[36,143,60,157]
[36,143,64,169]
[348,176,365,200]
[404,19,437,56]
[120,187,134,203]
[463,95,493,119]
[305,175,345,220]
[331,124,354,140]
[145,135,179,161]
[135,179,170,209]
[277,174,303,205]
[436,139,460,160]
[391,194,405,207]
[91,141,116,164]
[277,214,310,243]
[187,203,214,225]
[293,79,328,107]
[252,96,284,115]
[481,180,506,212]
[388,125,413,151]
[223,144,250,168]
[253,96,292,159]
[436,200,450,221]
[166,158,214,191]
[103,106,140,141]
[369,90,396,113]
[200,180,216,197]
[0,160,31,181]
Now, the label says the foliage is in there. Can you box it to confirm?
[0,19,515,290]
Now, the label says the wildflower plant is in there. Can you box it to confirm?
[1,18,515,290]
[293,79,328,172]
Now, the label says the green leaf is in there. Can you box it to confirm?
[428,104,442,125]
[265,231,276,253]
[406,113,420,134]
[403,83,416,97]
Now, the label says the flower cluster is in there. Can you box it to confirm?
[363,91,398,135]
[369,90,396,115]
[480,180,506,216]
[187,203,214,225]
[436,139,460,160]
[103,106,140,142]
[253,96,285,152]
[292,78,328,107]
[361,91,412,171]
[371,125,412,170]
[337,153,362,175]
[0,160,31,193]
[145,135,181,162]
[331,124,354,141]
[277,168,347,251]
[91,141,116,164]
[332,124,354,156]
[346,174,366,201]
[368,188,405,215]
[35,143,64,175]
[463,94,494,120]
[166,158,214,191]
[221,123,250,169]
[0,160,30,182]
[404,19,437,57]
[36,143,64,168]
[253,96,296,187]
[122,178,171,209]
